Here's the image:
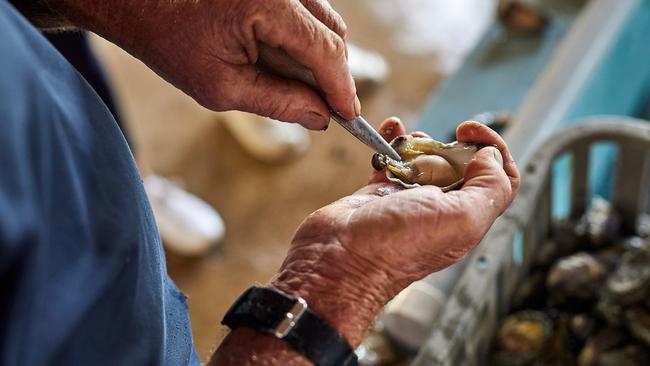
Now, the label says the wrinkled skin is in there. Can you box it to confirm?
[55,0,358,129]
[270,117,520,344]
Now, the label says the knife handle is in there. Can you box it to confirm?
[257,43,322,95]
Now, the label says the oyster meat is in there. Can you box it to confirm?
[372,135,481,190]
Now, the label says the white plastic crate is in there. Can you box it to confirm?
[411,117,650,365]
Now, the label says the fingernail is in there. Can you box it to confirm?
[300,111,328,129]
[353,95,361,116]
[492,147,504,166]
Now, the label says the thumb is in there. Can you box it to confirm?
[226,65,331,130]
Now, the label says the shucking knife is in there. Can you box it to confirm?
[257,43,402,161]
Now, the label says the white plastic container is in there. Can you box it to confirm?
[412,118,650,365]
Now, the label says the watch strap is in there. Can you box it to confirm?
[222,287,357,366]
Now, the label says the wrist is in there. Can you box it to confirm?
[270,240,392,346]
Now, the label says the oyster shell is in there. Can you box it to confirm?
[575,197,622,247]
[577,327,626,366]
[625,307,650,347]
[491,310,552,366]
[593,346,650,366]
[371,135,480,190]
[570,314,597,342]
[604,247,650,306]
[546,252,608,307]
[498,0,548,35]
[533,220,586,269]
[596,297,625,326]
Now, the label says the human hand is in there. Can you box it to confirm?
[271,117,520,345]
[58,0,357,130]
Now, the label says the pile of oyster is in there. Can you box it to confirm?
[491,197,650,366]
[372,135,482,190]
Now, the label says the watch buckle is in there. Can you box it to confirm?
[274,297,308,338]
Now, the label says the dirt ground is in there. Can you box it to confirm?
[91,0,494,360]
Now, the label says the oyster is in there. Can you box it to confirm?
[533,220,586,269]
[511,271,546,310]
[546,252,608,307]
[637,213,650,238]
[596,297,625,326]
[372,135,481,190]
[498,0,548,35]
[625,307,650,347]
[570,314,597,342]
[491,310,552,366]
[575,197,622,247]
[577,327,626,366]
[619,236,648,252]
[543,315,577,365]
[604,248,650,306]
[589,345,650,366]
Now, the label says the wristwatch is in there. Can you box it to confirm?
[222,286,358,366]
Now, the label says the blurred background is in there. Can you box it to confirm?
[84,0,496,360]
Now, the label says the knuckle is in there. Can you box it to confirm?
[249,75,292,119]
[331,13,348,39]
[311,1,347,39]
[235,0,265,22]
[238,0,281,30]
[267,101,292,121]
[329,35,346,58]
[337,21,348,40]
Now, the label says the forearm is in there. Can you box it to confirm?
[13,0,151,51]
[10,0,130,32]
[210,242,390,365]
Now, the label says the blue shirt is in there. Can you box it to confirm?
[0,1,200,365]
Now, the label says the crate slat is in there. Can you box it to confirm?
[613,144,648,233]
[570,143,590,219]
